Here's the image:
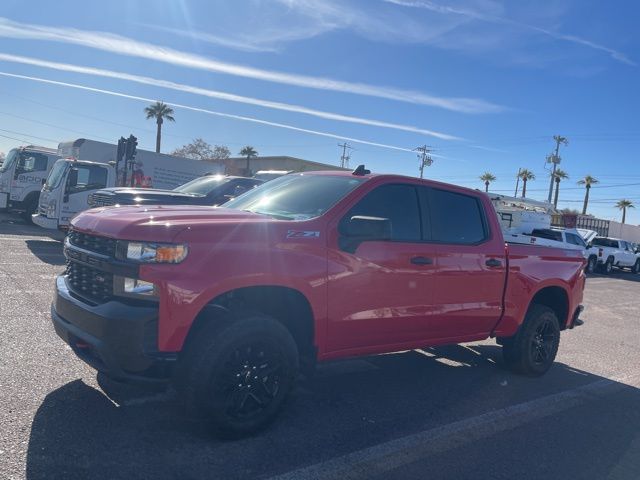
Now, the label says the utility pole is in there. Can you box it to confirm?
[338,142,352,169]
[514,167,522,197]
[547,135,568,203]
[414,145,433,179]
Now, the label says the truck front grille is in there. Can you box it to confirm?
[67,230,117,258]
[65,260,113,303]
[88,193,116,208]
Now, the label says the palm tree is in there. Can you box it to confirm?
[552,168,568,209]
[239,146,258,176]
[517,169,535,198]
[479,172,496,192]
[145,101,175,153]
[616,199,635,224]
[577,175,599,215]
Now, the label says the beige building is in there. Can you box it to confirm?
[209,155,347,176]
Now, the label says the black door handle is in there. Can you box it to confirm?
[411,256,433,265]
[485,258,502,268]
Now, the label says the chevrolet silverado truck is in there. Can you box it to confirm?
[586,237,640,274]
[51,168,586,437]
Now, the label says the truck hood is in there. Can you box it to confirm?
[71,205,268,241]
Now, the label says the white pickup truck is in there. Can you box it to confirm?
[587,237,640,274]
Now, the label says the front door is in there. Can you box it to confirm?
[60,164,110,226]
[327,183,438,354]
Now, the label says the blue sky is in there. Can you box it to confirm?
[0,0,638,223]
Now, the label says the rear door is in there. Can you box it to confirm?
[327,183,439,353]
[427,187,506,339]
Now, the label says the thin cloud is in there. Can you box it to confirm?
[0,17,504,114]
[0,53,461,141]
[385,0,636,66]
[137,24,279,53]
[0,71,419,153]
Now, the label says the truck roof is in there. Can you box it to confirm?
[18,145,58,155]
[300,169,484,196]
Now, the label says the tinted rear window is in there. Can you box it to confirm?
[429,189,486,244]
[592,238,618,248]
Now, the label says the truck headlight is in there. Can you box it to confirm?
[46,199,57,217]
[125,242,188,263]
[123,277,156,296]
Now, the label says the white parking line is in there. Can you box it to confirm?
[269,374,640,480]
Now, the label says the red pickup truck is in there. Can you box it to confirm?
[52,168,586,436]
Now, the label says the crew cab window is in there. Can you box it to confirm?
[428,189,486,244]
[342,184,421,241]
[566,233,586,247]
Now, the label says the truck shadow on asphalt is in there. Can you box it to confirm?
[25,240,66,266]
[587,271,640,283]
[25,345,640,480]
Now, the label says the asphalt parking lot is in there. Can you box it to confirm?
[1,211,639,480]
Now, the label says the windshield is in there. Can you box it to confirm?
[0,149,18,173]
[174,176,226,195]
[44,160,68,191]
[225,174,365,220]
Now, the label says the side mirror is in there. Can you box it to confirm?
[340,216,392,253]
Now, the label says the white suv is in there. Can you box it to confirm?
[587,237,640,274]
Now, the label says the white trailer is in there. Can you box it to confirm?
[0,145,61,219]
[32,138,220,230]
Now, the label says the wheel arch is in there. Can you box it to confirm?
[528,285,570,330]
[184,285,316,361]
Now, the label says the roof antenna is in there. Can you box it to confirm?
[352,164,370,176]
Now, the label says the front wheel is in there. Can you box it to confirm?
[182,315,299,438]
[502,304,560,376]
[632,260,640,274]
[586,256,597,274]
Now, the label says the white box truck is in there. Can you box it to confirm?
[0,145,61,219]
[32,138,220,230]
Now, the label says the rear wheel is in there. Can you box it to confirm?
[502,304,560,376]
[601,257,614,274]
[181,315,299,438]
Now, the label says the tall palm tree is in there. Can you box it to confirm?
[518,169,535,198]
[552,168,568,209]
[239,146,258,176]
[145,101,175,153]
[577,175,599,215]
[479,172,496,192]
[616,199,635,224]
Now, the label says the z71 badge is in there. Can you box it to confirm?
[287,230,320,239]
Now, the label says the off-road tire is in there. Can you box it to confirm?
[180,315,299,438]
[502,304,560,376]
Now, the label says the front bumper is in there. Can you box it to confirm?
[52,275,176,384]
[32,213,58,230]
